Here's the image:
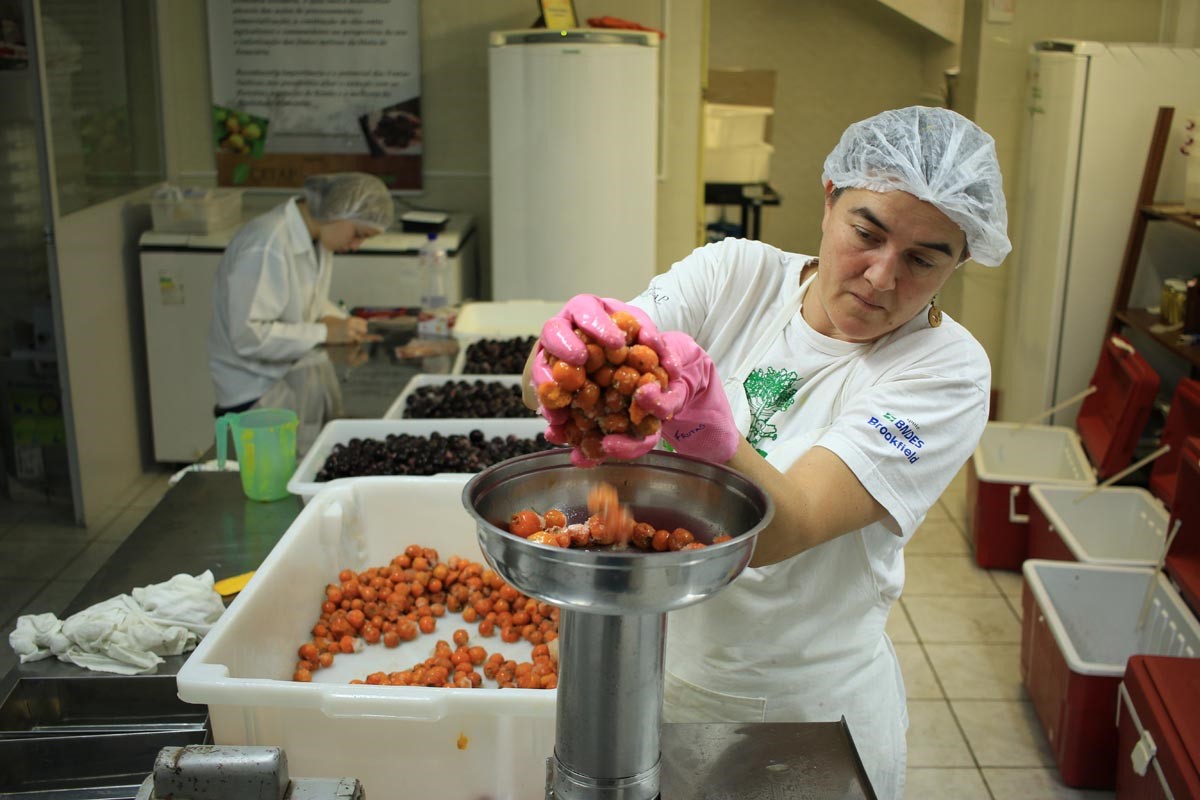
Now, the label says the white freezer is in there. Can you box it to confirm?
[489,29,659,303]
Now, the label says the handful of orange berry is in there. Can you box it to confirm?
[535,311,671,462]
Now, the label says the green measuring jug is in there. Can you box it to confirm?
[215,407,298,501]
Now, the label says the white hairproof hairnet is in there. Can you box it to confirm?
[821,106,1011,266]
[302,172,395,232]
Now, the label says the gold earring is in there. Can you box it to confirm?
[927,295,942,328]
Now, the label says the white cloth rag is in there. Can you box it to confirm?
[8,571,225,675]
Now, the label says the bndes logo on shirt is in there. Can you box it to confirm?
[867,412,923,464]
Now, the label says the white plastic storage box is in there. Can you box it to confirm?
[454,300,562,339]
[1021,560,1200,788]
[703,102,773,147]
[452,335,539,375]
[703,143,774,184]
[1028,485,1168,567]
[450,300,553,375]
[176,477,556,799]
[151,189,242,234]
[383,374,525,420]
[288,418,550,502]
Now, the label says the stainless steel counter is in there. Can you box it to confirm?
[2,472,301,692]
[0,473,302,797]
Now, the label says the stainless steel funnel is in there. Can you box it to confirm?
[463,450,773,799]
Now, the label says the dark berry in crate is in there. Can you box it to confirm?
[461,336,537,375]
[402,379,536,419]
[316,430,555,480]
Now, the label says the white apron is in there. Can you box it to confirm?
[254,349,343,457]
[662,270,909,799]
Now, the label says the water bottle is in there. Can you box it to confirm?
[418,233,451,338]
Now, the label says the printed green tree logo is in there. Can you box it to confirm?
[744,366,802,453]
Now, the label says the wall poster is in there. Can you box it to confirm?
[206,0,421,190]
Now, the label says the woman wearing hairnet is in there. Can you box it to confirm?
[209,173,394,445]
[528,107,1009,798]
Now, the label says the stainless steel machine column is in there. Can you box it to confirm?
[552,610,666,799]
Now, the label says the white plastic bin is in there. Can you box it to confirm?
[703,102,774,147]
[383,374,525,420]
[1021,559,1200,787]
[151,190,242,234]
[176,477,556,799]
[1029,485,1168,567]
[451,335,539,375]
[704,143,774,184]
[454,300,561,338]
[288,418,550,502]
[449,301,554,375]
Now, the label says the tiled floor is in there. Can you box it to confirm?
[897,468,1113,799]
[0,465,1115,798]
[0,469,174,679]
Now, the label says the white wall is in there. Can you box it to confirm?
[51,194,156,525]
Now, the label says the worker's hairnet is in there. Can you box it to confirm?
[821,106,1011,266]
[302,173,395,232]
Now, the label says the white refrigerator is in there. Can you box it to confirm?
[489,29,659,302]
[1000,40,1200,427]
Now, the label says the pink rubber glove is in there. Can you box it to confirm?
[628,330,740,463]
[531,295,673,467]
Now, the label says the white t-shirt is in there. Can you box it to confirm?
[630,238,991,799]
[209,198,340,408]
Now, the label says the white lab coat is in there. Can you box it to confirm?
[208,197,344,409]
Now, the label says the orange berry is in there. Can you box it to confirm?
[551,360,586,391]
[509,509,541,537]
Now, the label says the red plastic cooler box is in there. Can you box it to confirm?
[1021,561,1200,788]
[1148,378,1200,511]
[970,336,1159,569]
[1116,656,1200,800]
[1028,380,1200,567]
[1020,438,1200,789]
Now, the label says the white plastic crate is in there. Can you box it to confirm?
[451,335,539,376]
[176,477,556,799]
[454,300,561,338]
[704,143,774,184]
[1030,484,1168,567]
[703,102,773,147]
[383,374,525,420]
[151,189,243,234]
[1023,560,1200,677]
[288,417,550,501]
[449,301,554,375]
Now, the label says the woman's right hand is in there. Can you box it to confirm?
[531,295,671,466]
[321,315,374,344]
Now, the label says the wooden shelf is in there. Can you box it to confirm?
[1141,205,1200,234]
[1114,308,1200,369]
